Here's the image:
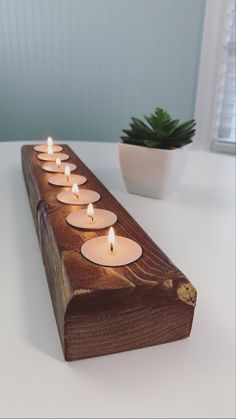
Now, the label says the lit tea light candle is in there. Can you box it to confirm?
[66,204,117,230]
[34,136,63,153]
[57,186,100,205]
[41,160,77,173]
[81,227,142,267]
[48,166,87,186]
[37,146,69,162]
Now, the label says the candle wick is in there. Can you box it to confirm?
[110,243,113,252]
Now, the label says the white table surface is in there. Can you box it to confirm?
[0,141,235,419]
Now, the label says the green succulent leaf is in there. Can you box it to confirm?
[121,107,196,149]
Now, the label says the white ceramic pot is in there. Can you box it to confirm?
[119,143,189,199]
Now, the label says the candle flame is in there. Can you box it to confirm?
[72,183,79,197]
[87,203,94,220]
[48,144,53,155]
[56,158,61,167]
[47,136,53,146]
[64,165,71,177]
[108,227,115,251]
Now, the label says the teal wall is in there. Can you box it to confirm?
[0,0,205,142]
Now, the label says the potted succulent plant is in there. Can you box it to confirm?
[119,107,196,198]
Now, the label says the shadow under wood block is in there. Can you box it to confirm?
[21,145,197,361]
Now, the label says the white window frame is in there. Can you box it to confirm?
[194,0,235,153]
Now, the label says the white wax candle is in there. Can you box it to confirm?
[66,207,117,230]
[41,162,77,173]
[57,189,100,205]
[81,230,142,267]
[37,152,69,162]
[48,173,87,187]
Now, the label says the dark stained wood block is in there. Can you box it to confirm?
[21,145,197,361]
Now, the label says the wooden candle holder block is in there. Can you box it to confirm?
[21,145,197,361]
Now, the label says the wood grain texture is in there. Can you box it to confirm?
[21,145,197,361]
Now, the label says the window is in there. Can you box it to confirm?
[195,0,236,154]
[212,0,235,153]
